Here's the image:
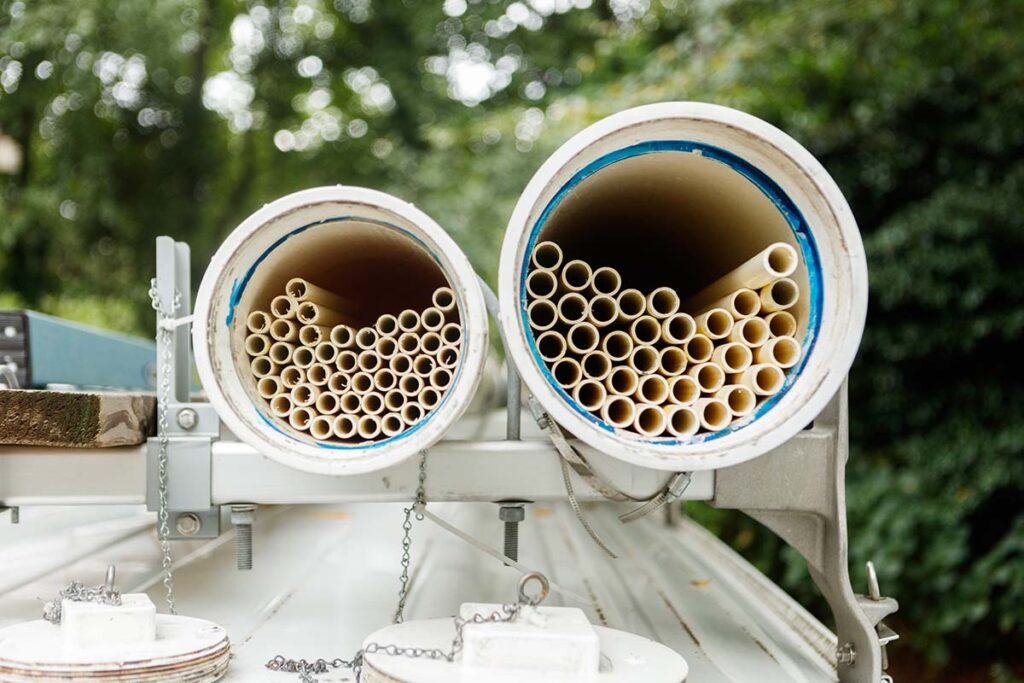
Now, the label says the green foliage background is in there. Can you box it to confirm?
[2,0,1022,676]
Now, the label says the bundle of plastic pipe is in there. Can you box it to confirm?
[525,241,801,437]
[244,279,461,444]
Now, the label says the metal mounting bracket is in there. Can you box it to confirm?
[711,382,897,683]
[145,236,221,540]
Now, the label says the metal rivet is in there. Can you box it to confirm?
[176,408,198,430]
[175,512,202,536]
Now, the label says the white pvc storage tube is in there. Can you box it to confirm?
[194,186,488,475]
[499,102,867,472]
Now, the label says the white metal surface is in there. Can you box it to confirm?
[498,101,868,472]
[192,186,489,476]
[0,503,837,682]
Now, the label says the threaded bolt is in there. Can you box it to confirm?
[230,504,257,571]
[498,504,526,563]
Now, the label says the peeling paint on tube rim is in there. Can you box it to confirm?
[498,102,868,472]
[194,186,488,476]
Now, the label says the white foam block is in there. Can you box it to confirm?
[459,602,600,676]
[61,593,157,649]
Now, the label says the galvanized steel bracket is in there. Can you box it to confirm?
[145,237,221,540]
[711,381,897,683]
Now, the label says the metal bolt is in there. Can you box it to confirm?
[176,408,198,430]
[498,504,526,563]
[836,643,856,666]
[175,512,202,536]
[231,504,257,571]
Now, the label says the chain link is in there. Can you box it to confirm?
[149,278,180,615]
[42,579,121,624]
[266,601,523,683]
[393,451,427,624]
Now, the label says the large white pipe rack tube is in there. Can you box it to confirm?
[499,102,867,472]
[194,186,488,476]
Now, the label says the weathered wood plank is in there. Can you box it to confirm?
[0,389,155,447]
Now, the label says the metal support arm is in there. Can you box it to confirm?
[712,384,897,683]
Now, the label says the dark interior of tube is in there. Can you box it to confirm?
[538,151,809,323]
[243,221,448,324]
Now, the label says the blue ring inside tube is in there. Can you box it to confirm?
[519,140,823,445]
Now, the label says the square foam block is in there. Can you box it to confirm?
[61,593,156,649]
[459,602,599,676]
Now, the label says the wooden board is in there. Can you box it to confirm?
[0,389,155,447]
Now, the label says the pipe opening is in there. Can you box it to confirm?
[336,350,357,373]
[602,331,633,361]
[582,352,611,380]
[281,366,304,388]
[246,311,271,334]
[697,399,730,431]
[588,295,618,327]
[340,392,361,414]
[635,404,666,436]
[617,289,645,320]
[601,396,635,428]
[662,314,695,345]
[567,323,599,354]
[636,375,669,404]
[606,366,638,396]
[520,145,815,441]
[251,356,277,378]
[552,358,582,388]
[331,325,355,348]
[666,406,699,437]
[307,363,329,386]
[573,380,607,411]
[669,376,699,406]
[629,345,659,375]
[319,394,339,419]
[432,287,456,312]
[385,390,406,412]
[526,270,558,300]
[685,335,713,363]
[246,334,270,356]
[257,377,280,399]
[361,392,384,415]
[401,402,423,425]
[375,314,399,337]
[561,260,592,291]
[659,347,687,376]
[648,288,680,319]
[352,372,373,394]
[536,332,566,363]
[389,354,412,375]
[532,240,563,271]
[333,414,358,439]
[293,347,315,368]
[591,267,622,296]
[328,372,350,393]
[557,293,588,325]
[630,316,661,345]
[528,300,558,331]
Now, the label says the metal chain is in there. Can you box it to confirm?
[42,569,122,624]
[149,278,180,615]
[266,575,550,683]
[393,450,428,624]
